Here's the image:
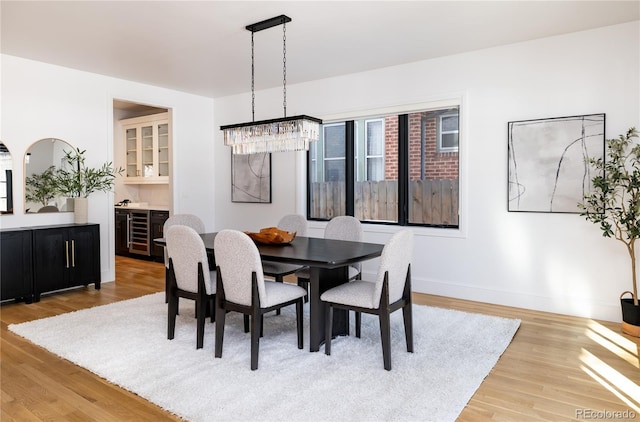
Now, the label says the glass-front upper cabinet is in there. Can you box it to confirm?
[120,112,169,184]
[125,127,138,177]
[157,122,169,177]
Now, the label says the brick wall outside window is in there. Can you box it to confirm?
[384,113,459,181]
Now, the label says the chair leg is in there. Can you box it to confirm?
[250,310,261,370]
[355,311,361,338]
[296,299,303,349]
[324,304,333,356]
[243,315,249,333]
[297,278,309,303]
[379,312,392,371]
[214,303,226,358]
[209,296,215,323]
[167,293,178,340]
[196,295,207,349]
[275,275,283,315]
[403,303,414,353]
[165,267,169,304]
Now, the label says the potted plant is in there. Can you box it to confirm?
[54,147,123,224]
[25,165,58,211]
[579,127,640,336]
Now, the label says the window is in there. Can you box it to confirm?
[307,104,459,228]
[323,123,346,182]
[365,119,384,182]
[438,113,459,152]
[308,123,346,218]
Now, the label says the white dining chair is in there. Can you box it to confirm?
[165,225,216,349]
[163,214,205,269]
[295,216,363,301]
[163,214,206,304]
[261,214,308,314]
[320,229,414,370]
[214,229,306,370]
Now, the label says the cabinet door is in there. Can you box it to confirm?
[125,127,140,177]
[0,230,33,302]
[33,228,69,294]
[150,210,169,260]
[115,210,130,255]
[68,225,101,288]
[157,123,169,178]
[141,124,155,177]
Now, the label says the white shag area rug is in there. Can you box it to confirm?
[9,292,520,422]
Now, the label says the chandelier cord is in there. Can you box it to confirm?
[251,31,255,122]
[282,21,287,118]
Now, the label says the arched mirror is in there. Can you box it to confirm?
[24,138,75,213]
[0,142,13,214]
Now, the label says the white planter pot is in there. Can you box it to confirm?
[74,197,88,224]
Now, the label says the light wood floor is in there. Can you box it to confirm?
[2,256,639,421]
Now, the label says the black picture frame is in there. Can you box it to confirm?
[507,113,605,213]
[231,152,272,203]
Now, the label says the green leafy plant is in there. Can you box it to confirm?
[579,127,640,306]
[25,165,58,207]
[54,147,124,198]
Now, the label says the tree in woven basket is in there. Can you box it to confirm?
[579,127,639,306]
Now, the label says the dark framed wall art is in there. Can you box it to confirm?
[508,113,605,213]
[231,152,271,203]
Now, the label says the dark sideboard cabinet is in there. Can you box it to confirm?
[0,228,34,303]
[1,224,101,303]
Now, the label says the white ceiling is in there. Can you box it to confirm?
[2,1,639,99]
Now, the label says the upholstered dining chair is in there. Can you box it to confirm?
[261,214,308,314]
[165,225,216,349]
[295,216,363,302]
[214,229,306,370]
[163,214,205,268]
[320,229,414,371]
[163,214,206,303]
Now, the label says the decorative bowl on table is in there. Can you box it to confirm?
[245,227,296,245]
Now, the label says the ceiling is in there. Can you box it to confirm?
[2,1,639,99]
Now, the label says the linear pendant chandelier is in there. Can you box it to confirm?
[220,15,322,155]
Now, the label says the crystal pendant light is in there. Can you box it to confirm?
[220,15,322,155]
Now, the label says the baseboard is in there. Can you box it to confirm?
[360,270,622,323]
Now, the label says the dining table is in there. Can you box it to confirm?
[155,232,384,352]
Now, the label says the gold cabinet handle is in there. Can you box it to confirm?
[72,240,76,267]
[65,240,70,268]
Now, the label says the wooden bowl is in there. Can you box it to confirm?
[245,227,296,245]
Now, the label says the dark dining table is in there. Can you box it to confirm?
[155,233,384,352]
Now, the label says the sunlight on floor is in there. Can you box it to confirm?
[581,320,639,412]
[586,320,639,368]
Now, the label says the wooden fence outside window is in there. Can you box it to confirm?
[309,179,459,226]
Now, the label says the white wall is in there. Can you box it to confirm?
[213,21,640,322]
[0,55,215,282]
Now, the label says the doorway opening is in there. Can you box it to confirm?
[113,99,172,271]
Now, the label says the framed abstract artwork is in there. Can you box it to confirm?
[231,152,271,203]
[508,113,605,213]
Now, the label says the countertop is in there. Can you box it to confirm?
[115,203,170,211]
